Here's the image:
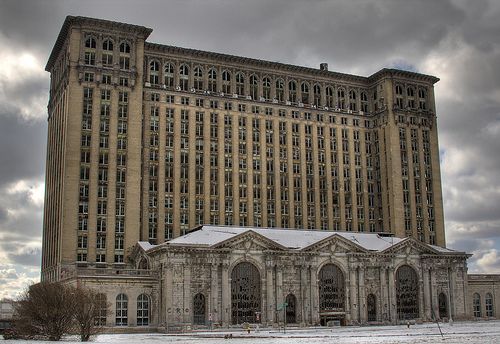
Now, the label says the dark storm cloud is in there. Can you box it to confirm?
[0,115,46,186]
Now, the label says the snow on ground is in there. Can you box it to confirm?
[2,320,500,344]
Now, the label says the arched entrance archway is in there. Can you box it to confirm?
[231,262,261,324]
[367,294,377,322]
[318,264,345,325]
[285,294,297,324]
[193,293,206,325]
[438,293,448,319]
[396,265,419,320]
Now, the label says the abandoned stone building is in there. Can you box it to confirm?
[43,16,499,330]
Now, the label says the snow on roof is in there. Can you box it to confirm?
[163,225,408,252]
[138,241,155,251]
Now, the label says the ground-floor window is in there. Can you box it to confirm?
[193,293,206,325]
[137,294,150,326]
[396,265,419,320]
[473,293,481,318]
[367,294,377,322]
[485,293,494,317]
[116,294,128,326]
[285,293,297,324]
[95,293,107,326]
[438,293,448,319]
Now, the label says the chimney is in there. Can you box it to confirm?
[320,63,328,71]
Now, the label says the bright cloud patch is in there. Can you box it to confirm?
[0,33,48,121]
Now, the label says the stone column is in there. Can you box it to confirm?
[276,267,284,323]
[300,265,308,325]
[423,266,431,320]
[449,266,457,320]
[388,267,397,323]
[349,266,359,323]
[430,268,439,319]
[380,267,388,322]
[221,261,230,327]
[359,267,367,324]
[418,276,425,320]
[210,263,219,323]
[183,263,192,324]
[266,260,275,325]
[310,265,319,325]
[345,271,351,323]
[165,263,173,324]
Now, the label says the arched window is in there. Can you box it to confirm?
[349,90,357,111]
[407,87,415,108]
[337,88,345,109]
[325,86,334,108]
[208,68,217,92]
[84,36,96,66]
[85,36,96,49]
[285,294,297,324]
[179,64,189,91]
[275,79,284,102]
[235,72,245,96]
[438,292,448,319]
[367,293,376,322]
[485,293,494,317]
[101,39,113,67]
[473,293,481,317]
[396,265,419,320]
[360,92,368,112]
[137,294,149,326]
[149,61,160,85]
[95,293,107,326]
[395,84,404,108]
[119,42,130,70]
[119,42,130,54]
[231,262,261,324]
[301,82,309,104]
[418,88,427,110]
[115,294,128,326]
[222,70,231,94]
[288,80,297,103]
[249,75,259,100]
[407,87,415,97]
[193,66,203,90]
[262,77,271,100]
[102,39,113,51]
[318,264,345,314]
[164,63,174,88]
[313,84,321,106]
[193,293,206,325]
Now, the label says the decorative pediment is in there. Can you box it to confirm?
[211,230,286,251]
[382,237,438,255]
[302,234,367,254]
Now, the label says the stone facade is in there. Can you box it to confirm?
[63,226,475,329]
[43,16,498,330]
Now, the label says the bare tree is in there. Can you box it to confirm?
[73,286,109,342]
[15,282,108,341]
[15,282,77,341]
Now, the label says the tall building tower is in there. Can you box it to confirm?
[42,16,445,281]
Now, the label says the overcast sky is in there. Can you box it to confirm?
[1,0,499,299]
